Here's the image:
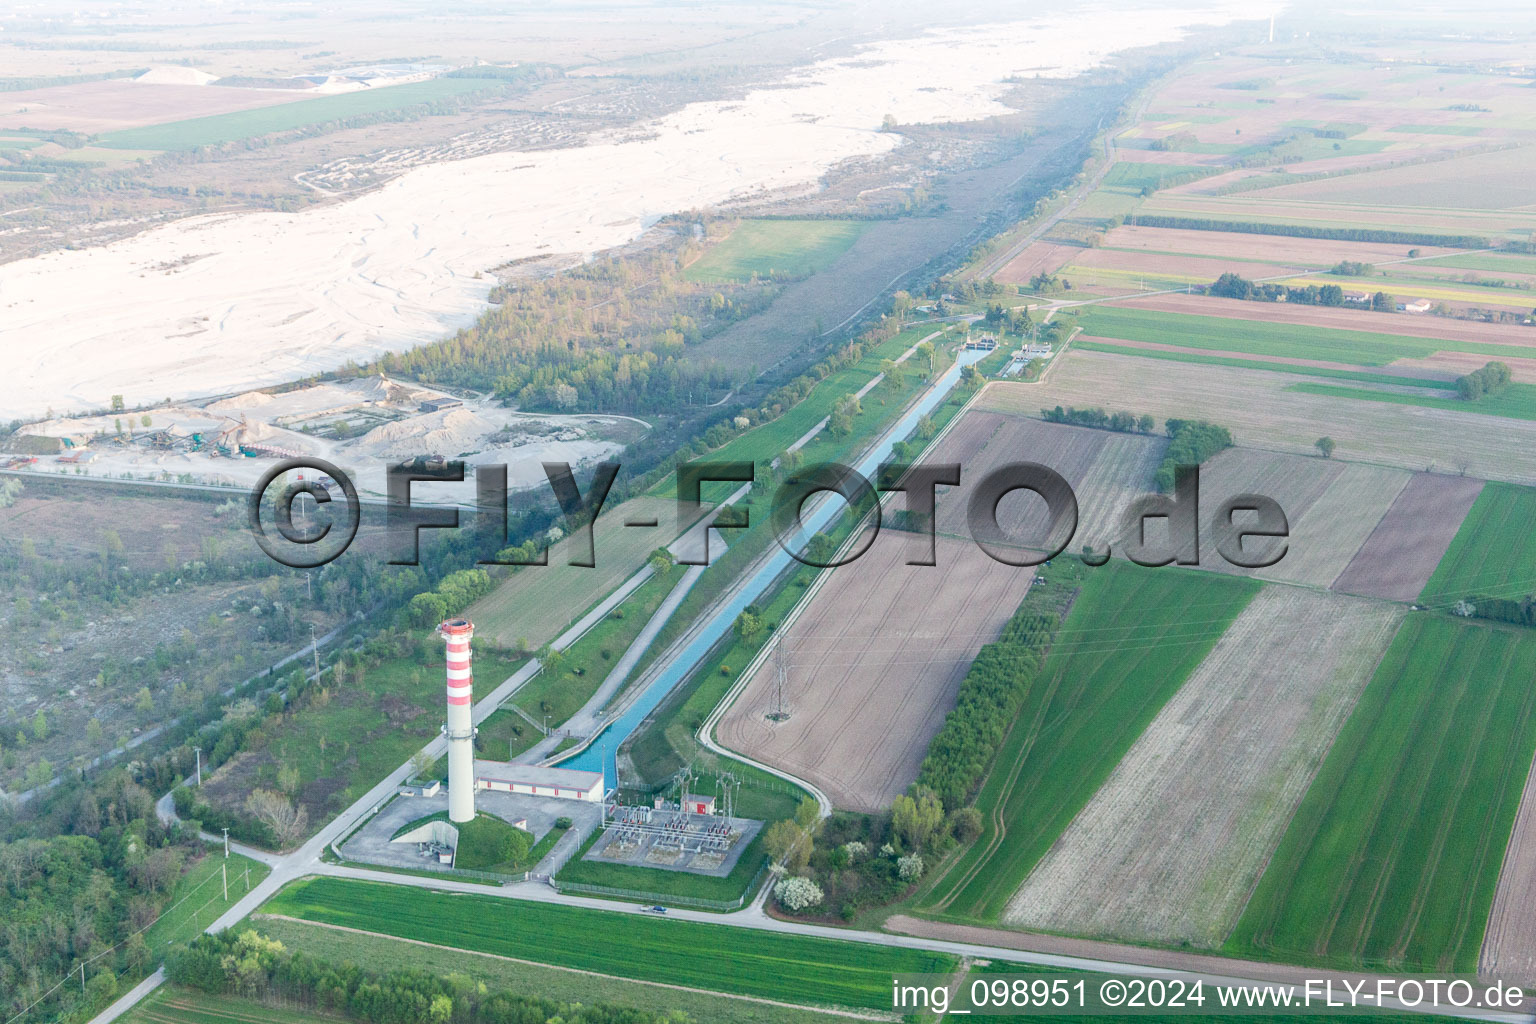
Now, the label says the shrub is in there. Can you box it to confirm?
[897,853,925,882]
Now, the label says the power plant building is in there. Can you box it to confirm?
[474,761,604,803]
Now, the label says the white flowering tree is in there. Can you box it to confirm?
[774,876,824,912]
[898,853,925,882]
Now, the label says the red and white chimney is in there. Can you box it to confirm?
[440,618,476,822]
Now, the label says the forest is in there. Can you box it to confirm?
[368,240,777,413]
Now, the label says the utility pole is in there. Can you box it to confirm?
[310,622,320,677]
[222,863,228,902]
[305,570,313,603]
[544,713,550,737]
[222,827,229,858]
[193,746,202,786]
[80,963,85,993]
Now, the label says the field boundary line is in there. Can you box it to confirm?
[254,914,896,1021]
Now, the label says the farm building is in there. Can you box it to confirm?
[1398,299,1432,313]
[474,760,604,802]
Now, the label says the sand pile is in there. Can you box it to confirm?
[356,407,499,458]
[135,67,220,86]
[206,391,275,413]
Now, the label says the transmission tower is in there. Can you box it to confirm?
[768,635,791,721]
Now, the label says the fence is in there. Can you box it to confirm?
[552,857,770,911]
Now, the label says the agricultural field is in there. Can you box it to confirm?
[1004,588,1404,946]
[250,917,857,1024]
[1136,192,1536,242]
[978,350,1536,485]
[260,876,954,1011]
[1418,482,1536,609]
[467,495,686,649]
[1074,304,1536,367]
[1073,340,1461,388]
[1331,473,1484,603]
[683,219,867,282]
[1419,252,1536,276]
[1482,751,1536,987]
[1098,225,1459,268]
[95,78,499,150]
[994,241,1080,286]
[1164,447,1414,589]
[717,531,1033,811]
[924,411,1167,557]
[0,80,311,135]
[120,989,337,1024]
[1289,381,1536,422]
[921,563,1259,922]
[1228,615,1536,972]
[1245,147,1536,211]
[1120,294,1536,353]
[1259,463,1412,589]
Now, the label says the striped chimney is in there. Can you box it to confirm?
[440,618,476,822]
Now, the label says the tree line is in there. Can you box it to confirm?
[1128,214,1490,250]
[168,929,691,1024]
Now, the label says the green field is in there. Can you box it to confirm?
[250,918,856,1024]
[1417,251,1536,275]
[1228,614,1536,971]
[1100,162,1212,192]
[922,563,1260,921]
[148,851,272,950]
[1420,482,1536,606]
[261,876,954,1010]
[467,494,681,649]
[97,78,497,150]
[1076,305,1535,366]
[1075,340,1455,388]
[683,219,866,282]
[1286,381,1536,421]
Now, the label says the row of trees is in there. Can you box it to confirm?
[1208,271,1369,308]
[168,930,690,1024]
[917,609,1059,810]
[1040,405,1155,434]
